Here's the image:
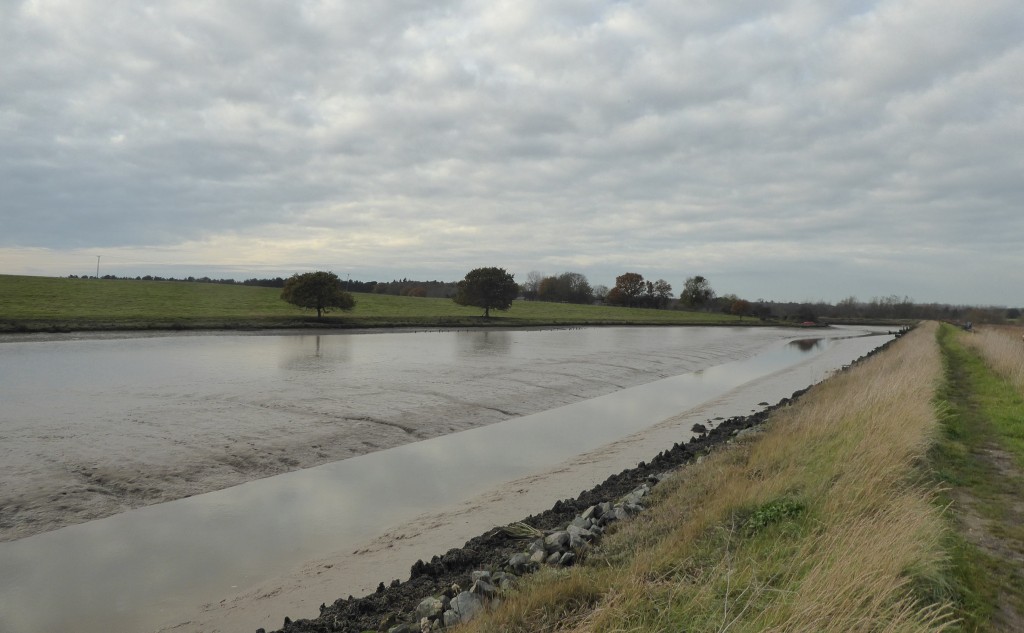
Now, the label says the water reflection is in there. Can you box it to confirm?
[788,338,823,352]
[456,329,514,358]
[278,334,352,370]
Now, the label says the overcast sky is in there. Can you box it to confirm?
[1,1,1021,305]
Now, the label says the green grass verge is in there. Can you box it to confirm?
[0,274,757,333]
[932,324,1024,631]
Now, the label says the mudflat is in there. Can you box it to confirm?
[0,326,795,542]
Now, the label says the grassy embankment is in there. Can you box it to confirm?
[453,322,1024,632]
[1,274,751,333]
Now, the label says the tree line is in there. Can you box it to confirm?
[68,273,457,297]
[68,274,291,287]
[72,270,1020,324]
[278,268,518,320]
[521,270,715,311]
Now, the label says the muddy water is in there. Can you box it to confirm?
[0,326,895,633]
[0,326,795,542]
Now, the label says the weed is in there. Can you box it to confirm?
[741,497,806,536]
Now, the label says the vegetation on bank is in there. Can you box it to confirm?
[457,323,957,632]
[68,269,1021,324]
[0,274,748,333]
[448,322,1023,632]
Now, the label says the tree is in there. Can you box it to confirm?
[717,293,740,314]
[610,272,646,307]
[537,276,560,302]
[649,279,673,308]
[521,271,544,301]
[730,299,751,320]
[796,304,817,323]
[836,295,861,319]
[537,271,593,304]
[280,271,355,318]
[680,275,715,308]
[753,303,773,321]
[561,272,593,304]
[453,267,519,317]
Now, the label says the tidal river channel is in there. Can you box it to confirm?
[0,326,895,633]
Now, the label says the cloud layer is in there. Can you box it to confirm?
[2,0,1022,304]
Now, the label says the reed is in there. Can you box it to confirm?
[960,325,1024,394]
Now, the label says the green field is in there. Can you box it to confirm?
[0,274,745,333]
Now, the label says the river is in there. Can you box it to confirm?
[0,325,895,632]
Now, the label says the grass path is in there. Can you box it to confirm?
[934,324,1024,631]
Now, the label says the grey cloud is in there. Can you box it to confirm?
[1,1,1022,304]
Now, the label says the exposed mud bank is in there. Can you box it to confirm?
[267,395,795,633]
[267,331,903,633]
[0,327,797,542]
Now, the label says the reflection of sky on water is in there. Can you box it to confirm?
[0,327,762,409]
[0,326,894,633]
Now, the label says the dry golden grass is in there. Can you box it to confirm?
[460,323,955,633]
[961,325,1024,394]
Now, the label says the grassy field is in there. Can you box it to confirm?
[0,274,748,332]
[452,322,1024,632]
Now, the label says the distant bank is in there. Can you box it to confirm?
[2,274,895,334]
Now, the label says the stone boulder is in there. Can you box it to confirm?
[445,591,483,626]
[414,596,443,621]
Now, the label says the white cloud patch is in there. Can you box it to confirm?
[1,0,1022,304]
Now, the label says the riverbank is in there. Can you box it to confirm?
[118,322,1017,633]
[1,274,908,334]
[302,321,1019,633]
[269,327,917,633]
[394,324,944,632]
[271,404,797,633]
[0,274,748,333]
